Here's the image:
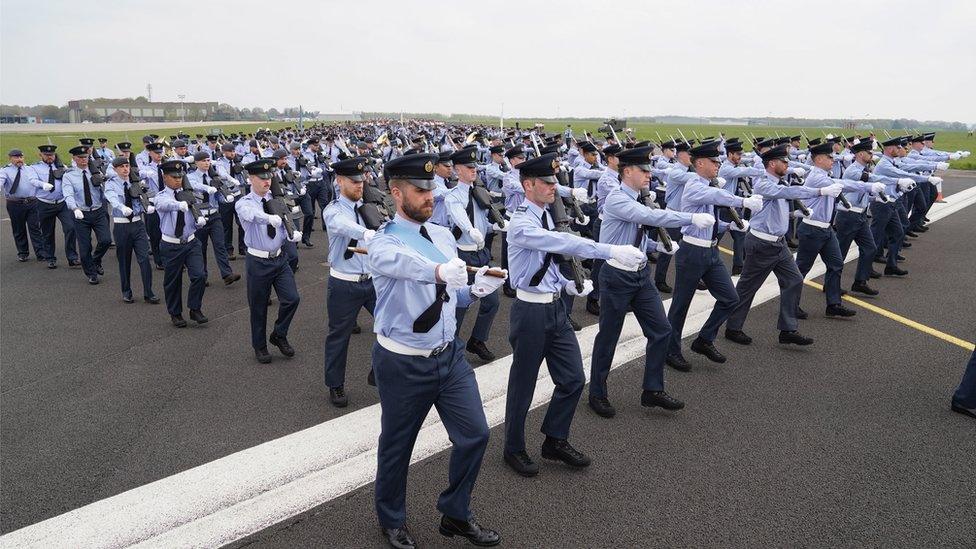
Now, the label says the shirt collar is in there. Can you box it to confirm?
[393,212,425,232]
[338,193,361,207]
[620,184,639,199]
[522,200,546,218]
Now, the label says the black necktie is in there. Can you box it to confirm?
[82,170,93,207]
[175,199,186,237]
[201,173,210,202]
[633,192,647,248]
[10,166,21,194]
[413,225,449,333]
[157,166,164,191]
[343,205,362,259]
[262,198,276,238]
[47,164,56,186]
[529,211,558,286]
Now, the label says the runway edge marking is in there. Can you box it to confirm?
[2,185,975,549]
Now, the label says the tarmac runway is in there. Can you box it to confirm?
[1,175,973,547]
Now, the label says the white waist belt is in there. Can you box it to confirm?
[37,198,64,205]
[331,270,371,282]
[247,247,281,259]
[606,258,644,272]
[199,208,216,216]
[377,334,451,358]
[802,218,831,229]
[113,216,142,224]
[682,235,717,248]
[456,243,484,252]
[840,206,865,214]
[749,229,780,242]
[161,233,194,244]
[516,289,560,303]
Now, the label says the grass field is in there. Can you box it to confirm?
[2,119,974,169]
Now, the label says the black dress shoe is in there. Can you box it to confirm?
[724,329,752,345]
[502,283,516,298]
[896,254,906,261]
[588,395,616,418]
[144,295,161,304]
[69,259,82,267]
[439,515,501,547]
[872,255,887,265]
[779,331,813,345]
[16,255,29,262]
[368,369,376,386]
[826,304,857,318]
[301,240,314,248]
[884,266,908,277]
[189,309,209,324]
[122,295,135,304]
[47,260,57,269]
[155,264,165,271]
[656,281,673,294]
[329,386,348,408]
[88,275,100,285]
[223,273,241,286]
[568,316,582,332]
[171,315,188,328]
[901,241,912,248]
[796,306,808,320]
[869,269,881,279]
[731,265,743,276]
[851,281,879,296]
[466,339,495,361]
[905,230,918,238]
[380,526,416,549]
[915,225,929,233]
[95,264,104,275]
[690,337,726,363]
[666,353,692,372]
[503,450,540,477]
[269,333,295,357]
[951,400,976,419]
[585,298,600,316]
[641,390,685,410]
[540,437,591,468]
[351,323,362,334]
[255,347,272,364]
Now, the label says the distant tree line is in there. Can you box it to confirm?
[0,100,318,123]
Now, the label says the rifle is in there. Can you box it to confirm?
[709,178,745,229]
[637,187,673,252]
[549,189,588,294]
[470,181,506,228]
[346,247,507,277]
[127,151,153,209]
[785,173,812,217]
[265,177,298,239]
[177,175,207,224]
[206,164,239,200]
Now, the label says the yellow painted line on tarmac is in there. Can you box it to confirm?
[715,245,976,351]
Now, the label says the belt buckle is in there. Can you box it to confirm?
[358,274,370,282]
[430,343,450,357]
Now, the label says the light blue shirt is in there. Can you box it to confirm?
[874,155,928,197]
[61,167,103,210]
[507,200,611,293]
[600,184,693,251]
[1,163,42,199]
[801,166,873,223]
[483,162,506,193]
[572,162,603,198]
[31,161,65,201]
[841,161,892,210]
[679,174,745,240]
[431,174,451,227]
[445,181,491,247]
[749,171,821,237]
[368,214,475,349]
[324,195,369,275]
[153,186,200,240]
[235,190,287,253]
[717,161,764,195]
[595,167,619,213]
[104,175,148,218]
[664,163,695,212]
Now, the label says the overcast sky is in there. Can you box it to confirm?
[2,0,974,123]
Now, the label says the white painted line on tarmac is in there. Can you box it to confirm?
[3,185,975,549]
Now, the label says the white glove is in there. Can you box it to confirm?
[691,212,715,229]
[489,191,503,199]
[715,176,727,187]
[571,187,588,202]
[936,161,949,170]
[438,257,469,289]
[291,205,301,213]
[927,176,943,185]
[178,201,189,212]
[146,205,156,214]
[730,219,750,232]
[656,240,678,255]
[196,216,207,226]
[576,214,590,226]
[471,266,507,298]
[491,222,506,232]
[298,186,307,195]
[73,209,84,220]
[565,278,594,297]
[897,178,915,191]
[961,151,971,158]
[609,245,646,269]
[792,167,807,177]
[310,167,324,177]
[42,183,54,192]
[843,153,854,162]
[870,182,886,195]
[873,194,889,203]
[796,153,807,162]
[948,152,962,161]
[267,215,283,228]
[742,194,764,211]
[792,209,809,219]
[361,229,376,244]
[819,183,845,197]
[119,206,133,216]
[468,227,485,247]
[287,230,303,243]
